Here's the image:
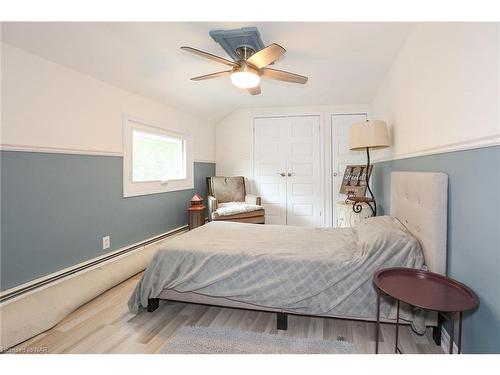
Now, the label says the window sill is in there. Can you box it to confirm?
[123,182,194,198]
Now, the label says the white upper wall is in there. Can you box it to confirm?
[370,23,500,161]
[216,23,500,175]
[0,43,216,162]
[3,23,498,165]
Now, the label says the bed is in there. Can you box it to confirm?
[128,171,448,340]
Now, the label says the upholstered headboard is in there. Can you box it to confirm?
[390,171,448,275]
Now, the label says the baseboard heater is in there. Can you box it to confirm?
[0,225,188,303]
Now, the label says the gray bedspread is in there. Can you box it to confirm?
[128,216,425,325]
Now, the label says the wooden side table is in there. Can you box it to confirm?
[188,205,205,230]
[373,268,479,354]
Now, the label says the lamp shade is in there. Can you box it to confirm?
[349,120,390,150]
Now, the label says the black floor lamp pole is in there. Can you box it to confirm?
[365,147,377,216]
[348,119,389,217]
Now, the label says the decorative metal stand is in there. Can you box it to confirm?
[348,196,376,216]
[346,147,377,216]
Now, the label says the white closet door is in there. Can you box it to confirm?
[254,116,321,226]
[285,116,321,227]
[254,117,287,225]
[331,114,367,203]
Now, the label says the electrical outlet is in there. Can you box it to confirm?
[102,235,110,250]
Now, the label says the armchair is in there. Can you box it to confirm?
[206,176,265,224]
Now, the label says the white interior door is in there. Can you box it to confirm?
[254,116,321,226]
[331,113,367,205]
[285,116,321,227]
[254,117,287,225]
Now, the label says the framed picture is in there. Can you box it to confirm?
[339,164,373,197]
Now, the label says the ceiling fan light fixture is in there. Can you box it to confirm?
[230,71,260,89]
[182,37,308,95]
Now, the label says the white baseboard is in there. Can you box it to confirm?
[0,226,187,351]
[441,326,460,354]
[0,225,186,301]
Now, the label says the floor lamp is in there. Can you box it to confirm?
[349,120,390,216]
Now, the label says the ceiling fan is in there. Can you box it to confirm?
[181,43,308,95]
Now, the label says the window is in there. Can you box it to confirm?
[123,115,193,197]
[132,130,186,182]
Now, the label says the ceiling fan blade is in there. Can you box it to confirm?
[246,43,286,69]
[181,46,239,68]
[261,68,308,84]
[191,70,232,81]
[247,85,261,95]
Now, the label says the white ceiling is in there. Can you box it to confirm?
[1,22,413,122]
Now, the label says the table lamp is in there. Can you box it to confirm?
[349,120,390,215]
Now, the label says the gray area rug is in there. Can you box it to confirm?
[161,326,356,354]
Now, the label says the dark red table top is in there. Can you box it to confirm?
[373,268,479,312]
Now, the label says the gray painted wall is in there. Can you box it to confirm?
[0,150,215,291]
[371,145,500,353]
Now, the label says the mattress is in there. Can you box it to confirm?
[128,217,426,326]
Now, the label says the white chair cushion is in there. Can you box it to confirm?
[216,202,263,217]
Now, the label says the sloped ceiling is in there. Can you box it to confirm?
[1,22,413,122]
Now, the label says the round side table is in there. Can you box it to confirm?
[373,268,479,354]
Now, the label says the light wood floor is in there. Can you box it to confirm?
[11,272,443,354]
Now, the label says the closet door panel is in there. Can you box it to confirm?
[254,117,287,225]
[254,115,321,226]
[285,116,322,227]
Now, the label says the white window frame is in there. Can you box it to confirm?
[123,114,193,197]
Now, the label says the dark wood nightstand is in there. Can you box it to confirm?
[188,205,205,230]
[188,194,206,230]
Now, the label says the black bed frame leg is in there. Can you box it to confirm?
[277,312,288,330]
[432,312,443,346]
[147,298,159,312]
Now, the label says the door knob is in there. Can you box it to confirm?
[287,172,293,177]
[277,172,286,177]
[333,172,338,177]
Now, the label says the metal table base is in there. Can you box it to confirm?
[375,292,463,354]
